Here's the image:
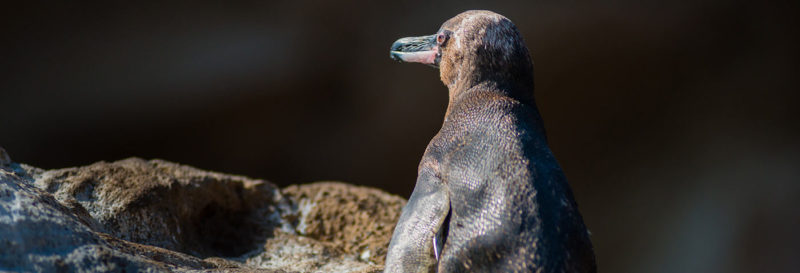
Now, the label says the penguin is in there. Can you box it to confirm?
[385,10,596,273]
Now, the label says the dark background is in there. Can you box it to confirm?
[2,1,798,272]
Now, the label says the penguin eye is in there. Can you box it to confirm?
[436,32,449,45]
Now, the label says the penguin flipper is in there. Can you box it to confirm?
[385,167,450,273]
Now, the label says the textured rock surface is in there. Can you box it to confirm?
[283,182,406,265]
[0,149,405,272]
[34,158,288,258]
[0,164,212,272]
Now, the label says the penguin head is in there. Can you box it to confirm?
[390,10,534,90]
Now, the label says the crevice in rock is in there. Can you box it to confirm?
[188,202,271,258]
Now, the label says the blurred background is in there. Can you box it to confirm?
[2,1,798,272]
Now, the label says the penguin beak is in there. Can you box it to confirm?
[390,34,439,67]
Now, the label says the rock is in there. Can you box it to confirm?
[0,166,213,272]
[0,156,406,272]
[282,182,406,265]
[241,182,406,273]
[34,158,289,258]
[244,232,382,273]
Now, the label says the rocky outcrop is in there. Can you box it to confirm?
[0,147,406,272]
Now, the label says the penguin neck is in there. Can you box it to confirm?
[444,66,535,117]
